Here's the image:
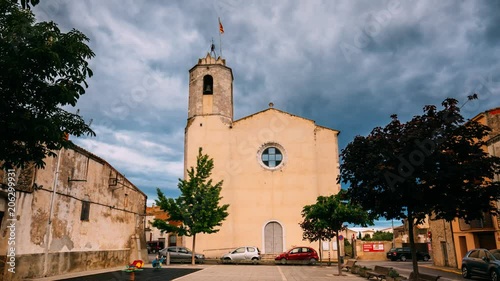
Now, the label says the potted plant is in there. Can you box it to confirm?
[350,265,360,274]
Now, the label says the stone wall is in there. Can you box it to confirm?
[0,249,130,279]
[0,146,148,280]
[354,241,393,260]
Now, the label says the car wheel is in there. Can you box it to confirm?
[280,258,287,265]
[462,266,471,278]
[251,257,259,265]
[423,255,429,262]
[309,258,317,265]
[223,257,231,264]
[491,270,498,281]
[400,255,407,262]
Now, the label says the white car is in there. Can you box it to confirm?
[221,246,261,264]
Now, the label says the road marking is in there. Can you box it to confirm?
[277,266,287,281]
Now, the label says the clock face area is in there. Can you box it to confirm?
[258,143,286,170]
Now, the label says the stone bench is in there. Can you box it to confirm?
[407,272,440,281]
[365,265,392,280]
[341,259,357,272]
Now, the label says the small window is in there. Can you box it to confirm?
[258,143,286,170]
[169,235,177,246]
[203,75,213,95]
[261,147,283,168]
[80,200,90,221]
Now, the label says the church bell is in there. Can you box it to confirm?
[203,84,212,94]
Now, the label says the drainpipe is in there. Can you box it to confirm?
[43,149,62,275]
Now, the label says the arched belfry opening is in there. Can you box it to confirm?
[203,75,213,95]
[187,53,233,123]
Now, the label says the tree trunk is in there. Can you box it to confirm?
[191,233,196,265]
[407,210,419,280]
[318,238,323,265]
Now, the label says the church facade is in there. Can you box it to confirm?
[183,54,341,258]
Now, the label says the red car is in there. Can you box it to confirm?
[275,246,319,265]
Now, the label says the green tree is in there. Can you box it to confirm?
[1,0,95,169]
[298,205,336,264]
[369,231,393,241]
[339,97,500,277]
[153,148,229,265]
[299,190,373,274]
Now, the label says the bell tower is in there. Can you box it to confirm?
[188,53,234,124]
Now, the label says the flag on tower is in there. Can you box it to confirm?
[219,17,224,34]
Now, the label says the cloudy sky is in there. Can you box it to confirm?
[33,0,499,228]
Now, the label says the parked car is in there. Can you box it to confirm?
[221,246,261,264]
[386,247,431,261]
[159,246,205,264]
[147,241,164,254]
[275,246,319,265]
[462,248,500,281]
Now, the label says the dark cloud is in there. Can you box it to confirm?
[31,0,500,215]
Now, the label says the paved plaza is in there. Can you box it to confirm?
[28,264,365,281]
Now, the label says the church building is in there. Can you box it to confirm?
[183,53,341,258]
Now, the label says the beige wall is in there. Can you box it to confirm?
[184,109,340,257]
[0,146,147,280]
[354,241,393,260]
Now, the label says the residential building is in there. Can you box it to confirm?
[429,107,500,269]
[0,145,148,280]
[145,205,182,253]
[182,53,341,258]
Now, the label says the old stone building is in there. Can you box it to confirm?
[0,145,148,280]
[182,53,341,258]
[429,107,500,268]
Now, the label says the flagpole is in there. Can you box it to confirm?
[219,33,222,58]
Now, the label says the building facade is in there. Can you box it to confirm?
[0,145,148,280]
[145,206,182,253]
[429,107,500,269]
[183,54,341,258]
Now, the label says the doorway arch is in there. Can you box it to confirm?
[264,221,283,254]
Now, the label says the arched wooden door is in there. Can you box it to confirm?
[264,222,283,254]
